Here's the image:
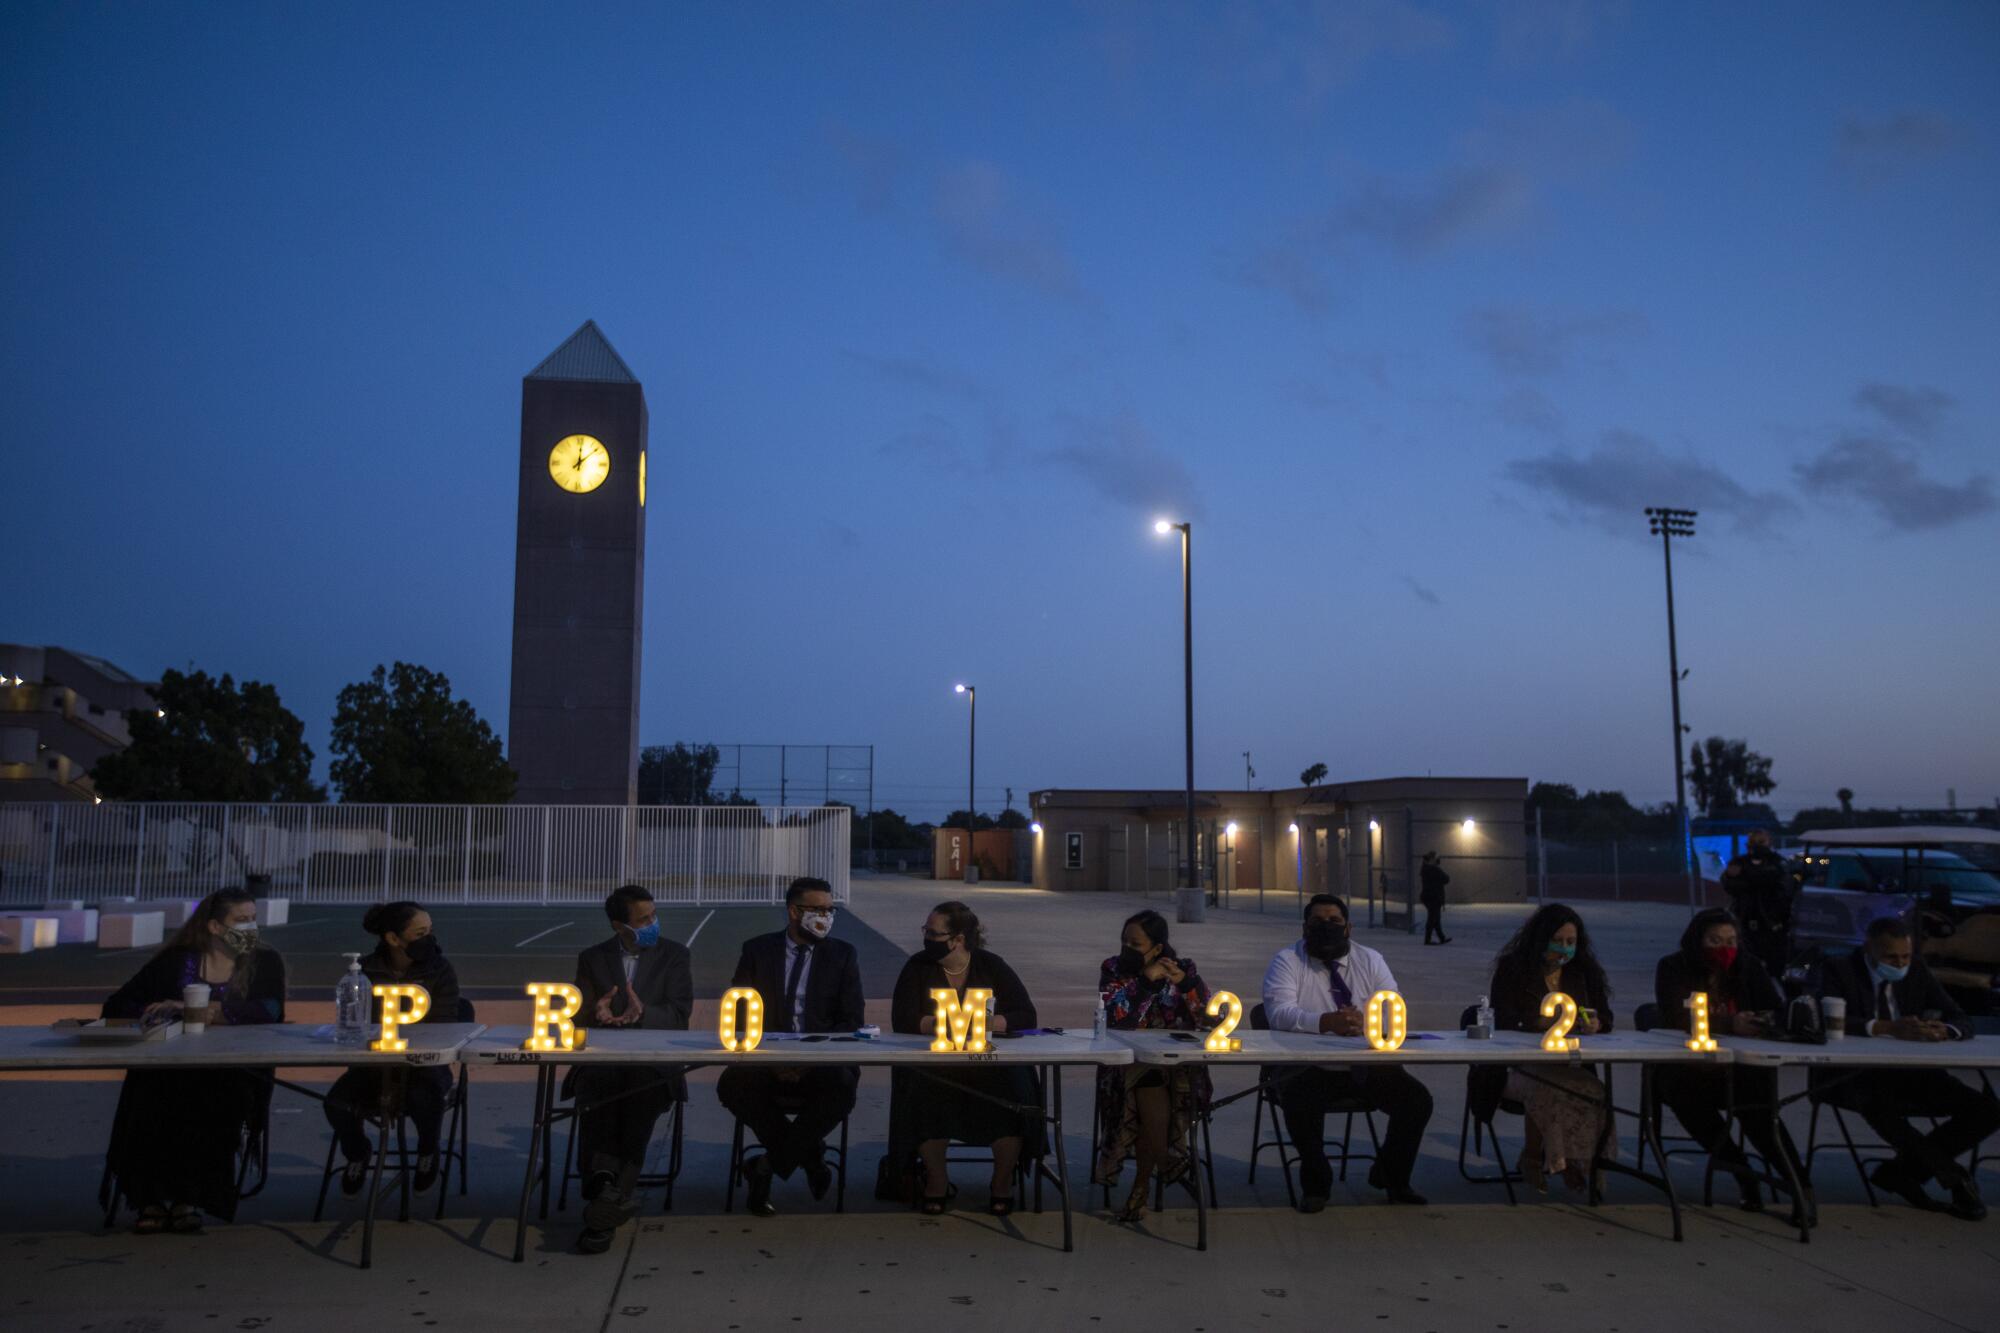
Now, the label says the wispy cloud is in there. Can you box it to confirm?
[1335,166,1535,257]
[1838,111,1963,181]
[1504,428,1793,535]
[1854,383,1954,440]
[1400,574,1442,607]
[1489,0,1631,70]
[842,350,985,403]
[1494,385,1564,435]
[876,413,965,468]
[1036,413,1201,518]
[1795,435,1995,532]
[825,120,905,215]
[933,160,1085,301]
[1227,237,1338,315]
[1463,305,1646,376]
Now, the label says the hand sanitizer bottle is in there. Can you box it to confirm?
[1093,998,1108,1041]
[335,953,369,1046]
[1471,993,1494,1039]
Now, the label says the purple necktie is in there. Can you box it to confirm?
[1327,958,1352,1009]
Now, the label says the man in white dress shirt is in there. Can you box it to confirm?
[1261,894,1433,1211]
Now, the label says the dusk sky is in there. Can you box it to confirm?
[6,2,1997,820]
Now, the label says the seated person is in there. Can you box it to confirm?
[717,876,865,1217]
[1819,917,1996,1221]
[571,885,693,1255]
[1489,904,1613,1195]
[1093,909,1212,1223]
[888,901,1039,1216]
[101,888,285,1234]
[1261,894,1433,1212]
[1652,908,1805,1216]
[324,902,460,1196]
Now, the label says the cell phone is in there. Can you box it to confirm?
[1168,1031,1197,1042]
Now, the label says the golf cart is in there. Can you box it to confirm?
[1790,826,2000,1015]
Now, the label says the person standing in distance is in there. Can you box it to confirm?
[1721,829,1796,976]
[1420,852,1451,945]
[717,877,865,1217]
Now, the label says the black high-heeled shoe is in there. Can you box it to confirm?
[987,1195,1015,1217]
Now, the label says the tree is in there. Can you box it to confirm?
[1687,737,1776,816]
[942,809,995,831]
[638,743,723,804]
[993,809,1030,830]
[93,668,326,802]
[1837,788,1855,818]
[1300,762,1328,787]
[855,807,927,850]
[329,663,514,803]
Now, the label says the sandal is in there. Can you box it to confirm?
[920,1194,949,1215]
[987,1195,1015,1217]
[1516,1150,1547,1195]
[133,1206,169,1235]
[168,1205,204,1234]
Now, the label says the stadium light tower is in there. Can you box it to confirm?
[1154,518,1200,922]
[954,683,976,882]
[1646,507,1699,912]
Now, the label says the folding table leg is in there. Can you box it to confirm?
[512,1065,551,1263]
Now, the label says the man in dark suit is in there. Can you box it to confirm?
[1820,917,1997,1221]
[717,876,865,1217]
[572,884,694,1254]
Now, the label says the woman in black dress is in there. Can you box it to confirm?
[1653,907,1805,1216]
[324,902,462,1195]
[101,887,286,1234]
[1489,904,1613,1194]
[889,900,1039,1215]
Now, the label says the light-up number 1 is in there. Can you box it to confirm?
[1205,990,1243,1051]
[1366,990,1407,1051]
[1686,991,1718,1052]
[1540,991,1580,1052]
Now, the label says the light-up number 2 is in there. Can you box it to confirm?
[1540,990,1580,1052]
[1205,990,1243,1051]
[1686,991,1718,1052]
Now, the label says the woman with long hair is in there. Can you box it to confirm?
[1489,903,1613,1194]
[101,887,286,1233]
[1092,909,1212,1223]
[323,902,461,1196]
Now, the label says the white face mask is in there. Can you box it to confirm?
[800,909,834,939]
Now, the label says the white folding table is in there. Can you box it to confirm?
[464,1027,1133,1259]
[0,1022,485,1267]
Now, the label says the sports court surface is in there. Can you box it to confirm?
[0,904,911,1005]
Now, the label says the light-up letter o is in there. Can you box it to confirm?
[1365,989,1407,1052]
[719,986,764,1052]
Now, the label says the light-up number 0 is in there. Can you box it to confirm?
[1540,991,1580,1052]
[1205,990,1243,1051]
[1366,990,1407,1051]
[1686,991,1718,1052]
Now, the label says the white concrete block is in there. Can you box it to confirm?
[98,912,165,949]
[254,899,289,928]
[0,919,37,954]
[0,914,62,949]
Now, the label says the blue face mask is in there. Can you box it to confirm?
[1546,941,1577,963]
[632,920,660,950]
[1869,958,1908,984]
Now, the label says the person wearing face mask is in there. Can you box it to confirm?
[1261,894,1434,1212]
[716,877,866,1217]
[1489,904,1614,1196]
[570,884,694,1255]
[1815,917,1996,1220]
[1652,909,1806,1217]
[887,901,1040,1216]
[323,902,461,1197]
[1093,910,1213,1223]
[101,886,286,1234]
[1721,828,1798,977]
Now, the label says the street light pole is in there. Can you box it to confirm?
[1156,519,1200,923]
[954,683,976,883]
[1646,507,1698,913]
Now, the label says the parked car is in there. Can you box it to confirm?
[1790,826,2000,1014]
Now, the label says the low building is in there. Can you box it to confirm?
[0,645,158,802]
[1026,776,1529,906]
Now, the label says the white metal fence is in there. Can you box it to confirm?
[0,803,850,907]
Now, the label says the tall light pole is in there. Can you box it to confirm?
[1645,507,1698,912]
[1155,519,1201,923]
[954,683,976,883]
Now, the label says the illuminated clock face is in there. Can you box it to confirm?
[639,450,647,507]
[548,434,610,494]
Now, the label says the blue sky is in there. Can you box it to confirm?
[5,1,1997,818]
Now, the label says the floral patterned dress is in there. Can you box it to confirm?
[1092,955,1214,1186]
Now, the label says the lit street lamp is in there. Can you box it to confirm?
[1154,518,1200,922]
[1645,506,1699,912]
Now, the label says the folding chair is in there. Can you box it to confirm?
[555,1093,686,1214]
[1088,1065,1217,1212]
[1243,1004,1377,1208]
[1455,1003,1525,1204]
[100,1074,271,1227]
[313,998,476,1223]
[723,1095,851,1213]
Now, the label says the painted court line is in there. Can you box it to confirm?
[683,909,716,948]
[513,922,572,948]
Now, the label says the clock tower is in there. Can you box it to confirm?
[507,320,647,805]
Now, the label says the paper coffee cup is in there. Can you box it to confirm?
[1819,995,1845,1039]
[182,983,211,1033]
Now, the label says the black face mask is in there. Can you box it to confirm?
[404,935,440,965]
[918,938,952,964]
[1118,946,1148,976]
[1306,920,1350,960]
